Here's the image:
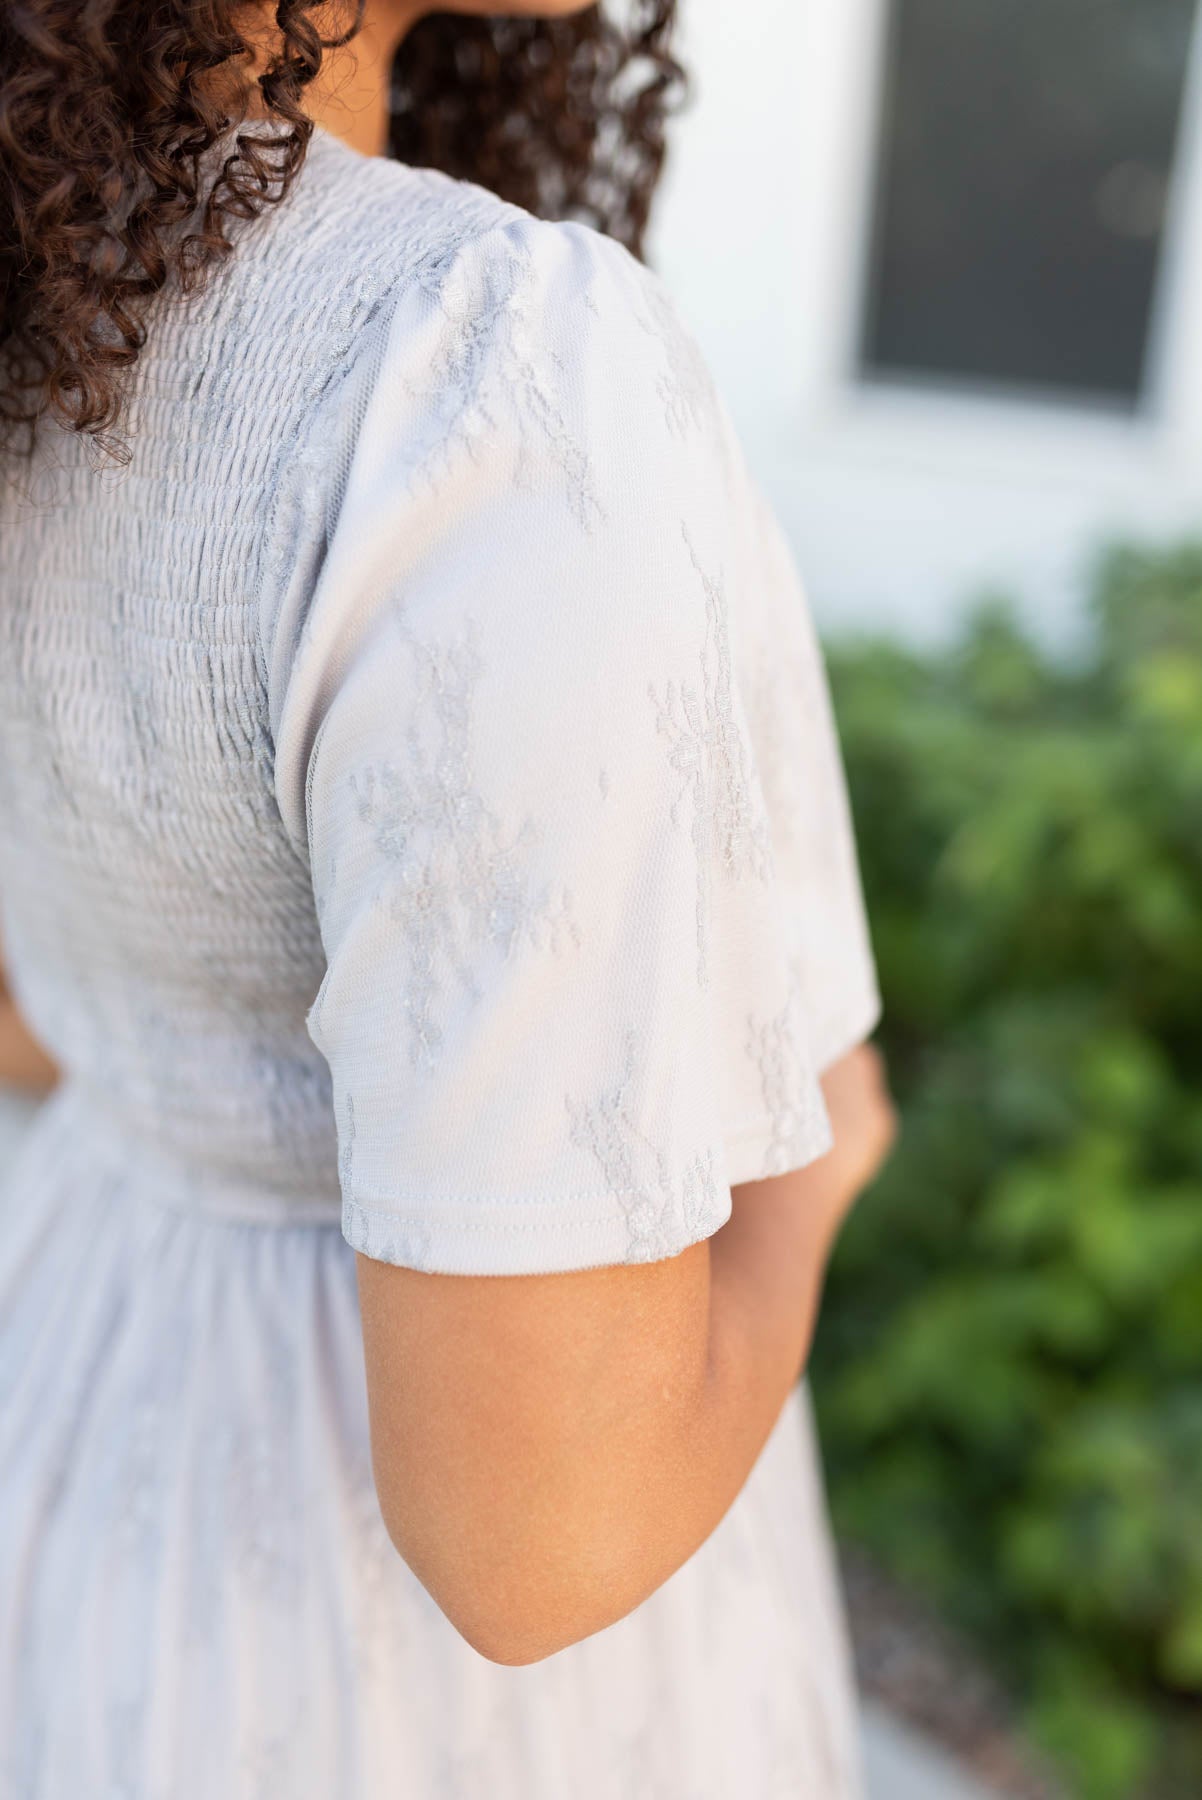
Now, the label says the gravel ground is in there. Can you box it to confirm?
[841,1547,1066,1800]
[863,1701,1012,1800]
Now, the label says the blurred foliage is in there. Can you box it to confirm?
[814,542,1202,1800]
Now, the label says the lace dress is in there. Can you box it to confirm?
[0,126,880,1798]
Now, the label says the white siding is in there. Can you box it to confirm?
[650,0,1202,645]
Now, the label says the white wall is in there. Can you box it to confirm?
[649,0,1202,648]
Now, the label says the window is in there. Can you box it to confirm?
[861,0,1198,406]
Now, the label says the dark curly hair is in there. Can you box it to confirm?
[0,1,683,459]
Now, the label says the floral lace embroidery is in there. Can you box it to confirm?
[348,609,580,1074]
[341,1195,436,1271]
[224,1314,306,1608]
[743,639,805,864]
[404,229,603,534]
[634,272,721,441]
[338,1075,436,1264]
[239,1709,308,1800]
[338,1089,356,1190]
[744,957,831,1179]
[649,523,773,988]
[565,1025,725,1262]
[344,1453,404,1695]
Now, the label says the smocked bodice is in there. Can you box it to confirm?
[0,139,506,1202]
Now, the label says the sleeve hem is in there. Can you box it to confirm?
[338,987,884,1273]
[812,984,884,1076]
[340,1179,734,1277]
[722,984,884,1188]
[723,1110,834,1190]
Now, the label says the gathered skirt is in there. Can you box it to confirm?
[0,1085,864,1799]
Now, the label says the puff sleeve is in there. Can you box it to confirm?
[264,208,880,1275]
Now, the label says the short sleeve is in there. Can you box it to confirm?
[263,208,880,1275]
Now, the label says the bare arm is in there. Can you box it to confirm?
[357,1042,896,1666]
[0,960,57,1094]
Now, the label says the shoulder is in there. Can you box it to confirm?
[451,203,726,459]
[281,131,527,286]
[260,147,751,760]
[276,132,724,466]
[407,194,725,456]
[346,186,735,549]
[247,129,660,346]
[199,127,724,468]
[262,169,752,797]
[287,126,686,326]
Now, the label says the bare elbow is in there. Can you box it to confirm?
[355,1238,716,1669]
[449,1605,579,1669]
[377,1499,632,1669]
[402,1548,605,1668]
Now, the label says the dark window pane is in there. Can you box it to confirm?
[862,0,1197,404]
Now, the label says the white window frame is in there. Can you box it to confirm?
[653,0,1202,641]
[828,0,1202,468]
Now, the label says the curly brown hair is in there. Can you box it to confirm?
[0,2,683,459]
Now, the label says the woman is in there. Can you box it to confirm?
[0,0,896,1794]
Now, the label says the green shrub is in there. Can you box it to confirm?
[814,543,1202,1800]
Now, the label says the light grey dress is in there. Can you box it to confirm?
[0,127,880,1797]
